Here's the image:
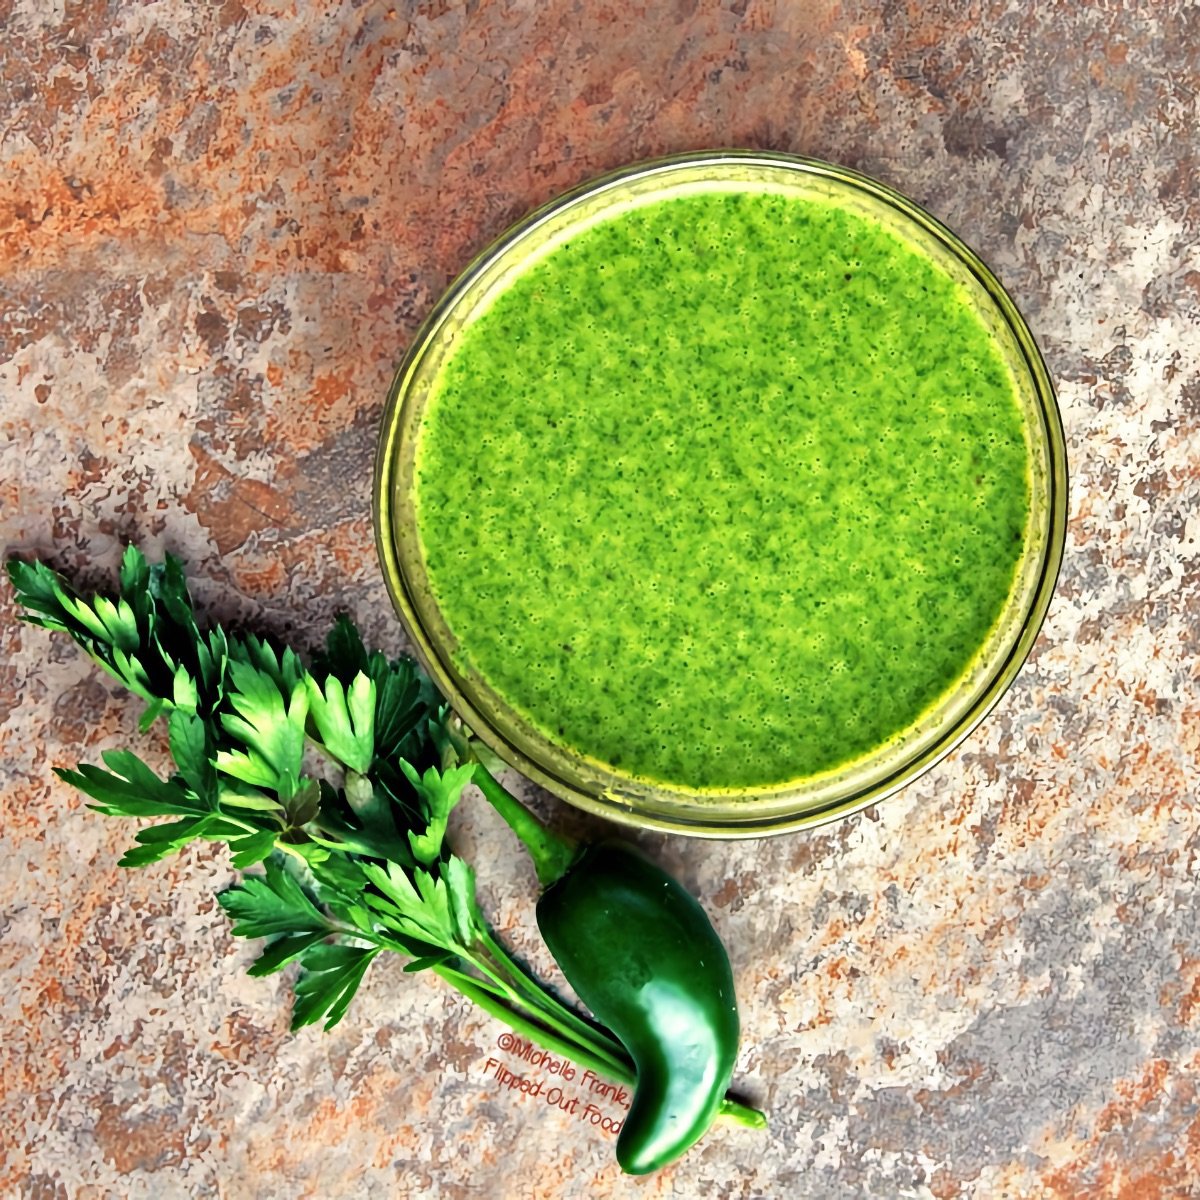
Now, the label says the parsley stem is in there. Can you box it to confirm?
[484,970,632,1079]
[428,961,512,1004]
[476,928,629,1065]
[453,943,620,1072]
[434,965,637,1087]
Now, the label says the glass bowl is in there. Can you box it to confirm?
[374,151,1067,837]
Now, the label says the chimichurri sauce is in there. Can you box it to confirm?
[413,187,1030,790]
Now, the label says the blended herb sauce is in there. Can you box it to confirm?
[412,187,1030,791]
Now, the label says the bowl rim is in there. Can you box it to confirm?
[374,149,1069,838]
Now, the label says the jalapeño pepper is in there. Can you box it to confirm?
[471,763,764,1174]
[537,840,741,1173]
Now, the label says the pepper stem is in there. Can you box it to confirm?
[471,762,578,887]
[717,1097,769,1129]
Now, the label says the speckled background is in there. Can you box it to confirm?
[2,1,1198,1197]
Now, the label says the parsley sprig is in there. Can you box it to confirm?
[6,548,631,1074]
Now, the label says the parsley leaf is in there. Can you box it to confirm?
[119,815,246,868]
[229,829,283,870]
[55,749,210,818]
[52,748,256,868]
[311,613,369,681]
[167,710,218,800]
[443,855,483,948]
[8,557,159,708]
[360,859,464,951]
[292,943,379,1031]
[218,858,333,938]
[218,857,379,1027]
[148,551,196,630]
[7,549,228,724]
[370,653,433,763]
[403,763,476,865]
[305,671,376,774]
[246,930,331,977]
[227,633,304,696]
[217,658,309,800]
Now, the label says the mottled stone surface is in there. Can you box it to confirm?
[2,1,1198,1196]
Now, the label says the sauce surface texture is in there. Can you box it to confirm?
[413,187,1030,790]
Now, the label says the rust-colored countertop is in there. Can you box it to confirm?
[3,3,1198,1197]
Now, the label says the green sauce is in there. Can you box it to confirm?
[412,187,1030,791]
